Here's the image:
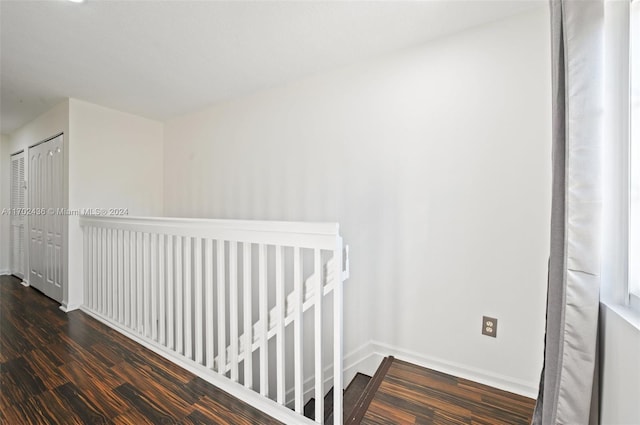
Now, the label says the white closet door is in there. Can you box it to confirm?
[29,135,64,302]
[29,142,45,292]
[10,151,25,279]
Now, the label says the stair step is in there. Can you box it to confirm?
[303,372,372,423]
[344,356,394,425]
[303,387,334,422]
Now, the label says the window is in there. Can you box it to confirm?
[629,0,640,309]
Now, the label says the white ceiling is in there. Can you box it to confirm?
[0,0,542,134]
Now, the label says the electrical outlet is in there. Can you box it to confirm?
[482,316,497,338]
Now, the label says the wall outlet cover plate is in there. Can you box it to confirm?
[482,316,497,337]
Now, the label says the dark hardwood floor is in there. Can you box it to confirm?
[0,275,282,425]
[358,357,536,425]
[2,274,536,425]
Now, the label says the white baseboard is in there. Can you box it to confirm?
[284,337,541,408]
[0,272,29,288]
[343,342,381,385]
[0,272,28,287]
[60,303,81,313]
[287,338,538,409]
[329,340,538,399]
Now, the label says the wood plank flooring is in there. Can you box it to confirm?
[360,357,536,425]
[0,275,282,425]
[2,274,536,425]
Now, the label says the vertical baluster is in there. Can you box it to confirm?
[258,244,268,397]
[130,230,137,330]
[111,229,116,321]
[144,233,151,338]
[314,248,323,423]
[194,238,203,364]
[92,227,98,310]
[84,227,90,308]
[136,231,143,334]
[184,237,193,360]
[293,247,304,414]
[159,234,166,346]
[333,240,344,425]
[106,228,112,318]
[176,236,184,354]
[118,230,124,324]
[151,233,158,341]
[167,235,175,350]
[102,228,107,315]
[275,245,285,404]
[96,228,101,312]
[243,243,253,389]
[86,227,92,310]
[112,228,117,319]
[124,230,130,327]
[83,227,89,307]
[205,239,214,368]
[229,241,239,381]
[108,229,112,318]
[103,228,108,316]
[216,240,226,374]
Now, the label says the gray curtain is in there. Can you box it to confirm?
[533,1,604,424]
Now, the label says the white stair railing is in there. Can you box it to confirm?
[80,215,348,425]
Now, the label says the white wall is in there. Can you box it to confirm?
[6,100,70,290]
[1,98,163,310]
[7,100,70,155]
[600,306,640,424]
[164,7,551,396]
[68,98,164,215]
[67,98,164,309]
[0,134,10,274]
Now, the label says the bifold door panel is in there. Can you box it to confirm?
[29,135,64,302]
[10,151,25,278]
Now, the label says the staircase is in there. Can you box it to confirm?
[80,216,350,425]
[315,356,537,424]
[303,356,394,424]
[304,373,372,423]
[214,255,347,372]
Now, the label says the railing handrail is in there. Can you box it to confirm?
[79,215,340,249]
[80,215,339,234]
[80,214,347,425]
